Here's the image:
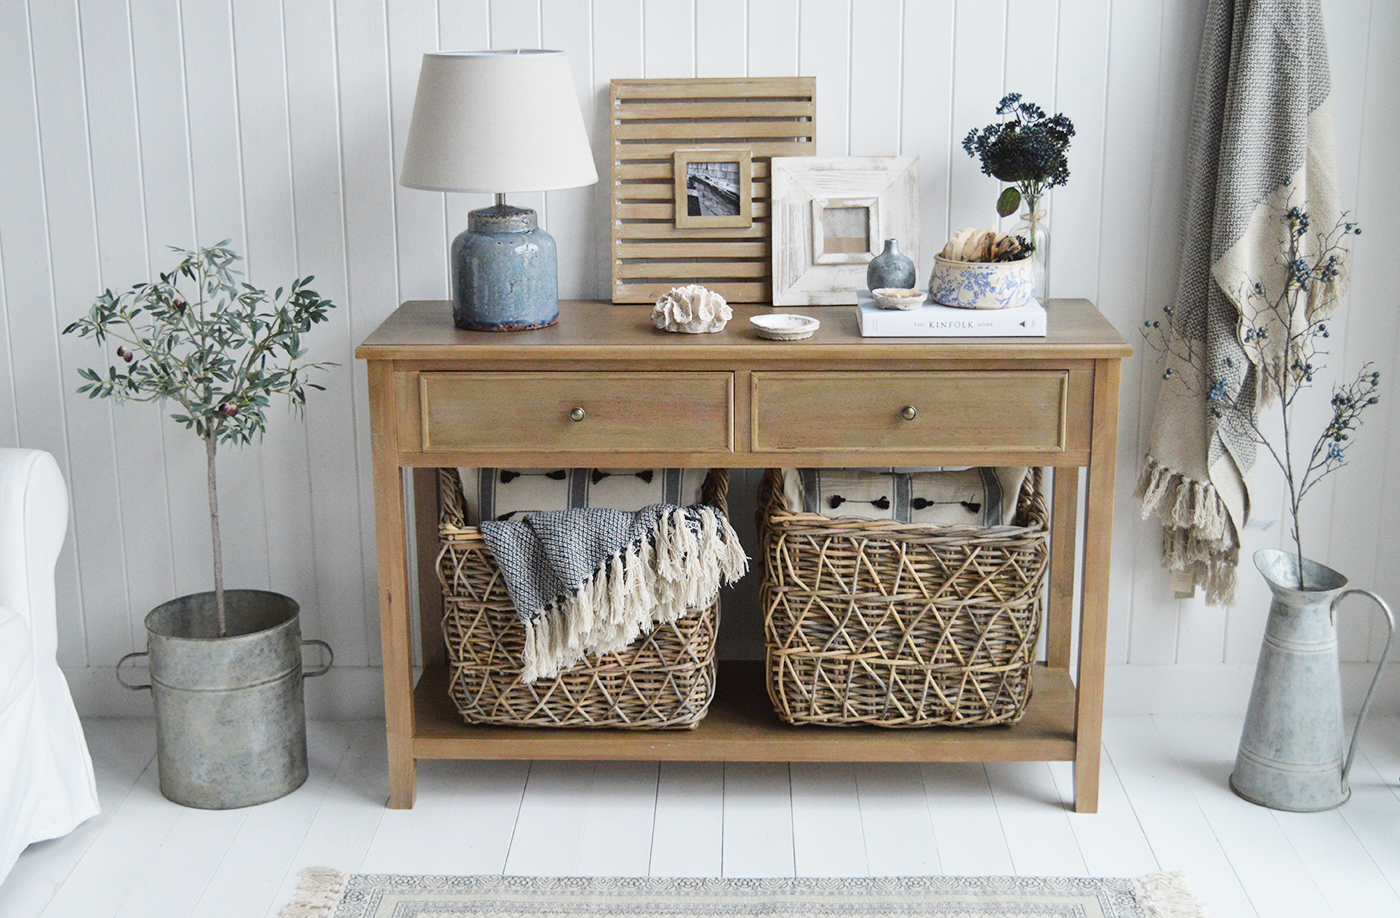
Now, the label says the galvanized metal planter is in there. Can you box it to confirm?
[1230,549,1395,811]
[117,590,332,809]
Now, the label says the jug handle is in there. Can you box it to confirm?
[1334,588,1396,783]
[116,650,152,691]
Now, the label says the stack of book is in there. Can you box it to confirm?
[855,291,1047,338]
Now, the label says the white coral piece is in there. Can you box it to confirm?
[651,284,732,334]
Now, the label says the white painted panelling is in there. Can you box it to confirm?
[696,0,743,79]
[848,0,901,157]
[643,0,694,78]
[1102,0,1171,666]
[1335,0,1400,665]
[233,0,323,659]
[2,0,1397,707]
[747,0,798,77]
[797,0,850,157]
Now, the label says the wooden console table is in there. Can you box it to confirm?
[357,299,1130,812]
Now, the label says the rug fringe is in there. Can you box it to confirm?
[278,867,348,918]
[1134,871,1211,917]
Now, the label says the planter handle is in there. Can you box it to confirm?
[116,650,151,691]
[1335,588,1396,783]
[302,639,333,679]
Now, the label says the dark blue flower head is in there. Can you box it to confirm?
[964,94,1075,188]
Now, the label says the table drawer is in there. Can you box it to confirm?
[751,371,1068,453]
[419,372,733,453]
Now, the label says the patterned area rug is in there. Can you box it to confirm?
[279,869,1209,917]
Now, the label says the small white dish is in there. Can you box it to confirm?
[871,287,927,310]
[751,313,820,340]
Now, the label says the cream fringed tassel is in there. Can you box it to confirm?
[1138,455,1238,605]
[1132,871,1211,917]
[278,868,347,918]
[520,507,748,683]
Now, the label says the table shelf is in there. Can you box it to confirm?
[412,661,1077,763]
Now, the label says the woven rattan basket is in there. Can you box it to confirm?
[759,467,1049,728]
[436,468,727,729]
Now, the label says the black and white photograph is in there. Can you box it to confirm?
[672,149,752,228]
[686,160,741,217]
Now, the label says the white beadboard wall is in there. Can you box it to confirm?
[3,0,1398,717]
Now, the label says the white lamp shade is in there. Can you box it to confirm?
[400,50,599,194]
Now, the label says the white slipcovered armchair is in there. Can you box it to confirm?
[0,449,99,883]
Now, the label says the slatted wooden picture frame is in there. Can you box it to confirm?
[610,77,816,304]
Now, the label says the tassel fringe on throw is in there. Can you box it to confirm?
[1137,455,1238,605]
[520,506,747,683]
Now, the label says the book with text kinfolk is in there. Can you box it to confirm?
[855,292,1048,337]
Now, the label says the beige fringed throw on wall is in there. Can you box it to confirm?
[481,504,747,683]
[1140,0,1342,604]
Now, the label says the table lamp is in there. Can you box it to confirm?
[400,50,598,331]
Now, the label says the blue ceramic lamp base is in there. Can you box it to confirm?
[451,204,559,332]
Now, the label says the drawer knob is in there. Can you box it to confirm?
[900,405,918,421]
[569,406,586,422]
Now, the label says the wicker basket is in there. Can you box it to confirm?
[435,468,727,729]
[759,467,1049,728]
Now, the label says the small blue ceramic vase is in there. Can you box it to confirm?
[866,238,916,291]
[452,205,559,331]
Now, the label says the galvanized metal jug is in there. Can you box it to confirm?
[1230,549,1395,811]
[117,590,332,809]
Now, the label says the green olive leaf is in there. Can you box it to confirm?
[996,186,1022,218]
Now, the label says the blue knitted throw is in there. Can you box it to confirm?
[480,504,747,682]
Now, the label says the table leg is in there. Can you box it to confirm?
[368,362,417,808]
[1047,468,1081,671]
[414,468,446,669]
[1074,358,1121,814]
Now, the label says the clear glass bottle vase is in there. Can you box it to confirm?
[1016,192,1051,302]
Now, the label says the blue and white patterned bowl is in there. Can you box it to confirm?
[928,255,1035,310]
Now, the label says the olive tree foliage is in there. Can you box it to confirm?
[64,243,336,635]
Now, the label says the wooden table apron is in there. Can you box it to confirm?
[356,299,1132,813]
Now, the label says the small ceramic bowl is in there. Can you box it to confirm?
[871,287,927,310]
[751,314,820,340]
[928,255,1035,310]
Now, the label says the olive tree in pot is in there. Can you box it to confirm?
[65,242,337,809]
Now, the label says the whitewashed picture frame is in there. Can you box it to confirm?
[771,156,919,306]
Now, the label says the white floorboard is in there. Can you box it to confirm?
[853,763,939,876]
[361,759,527,876]
[1149,716,1335,918]
[984,762,1088,877]
[649,762,723,878]
[1101,716,1259,916]
[194,723,358,918]
[720,762,794,878]
[501,761,597,876]
[575,762,659,877]
[790,763,866,877]
[1046,759,1158,879]
[6,714,1400,917]
[917,762,1013,876]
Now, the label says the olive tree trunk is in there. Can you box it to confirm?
[205,433,227,636]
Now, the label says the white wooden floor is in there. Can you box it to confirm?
[4,715,1399,918]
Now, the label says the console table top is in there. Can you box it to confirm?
[356,298,1132,363]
